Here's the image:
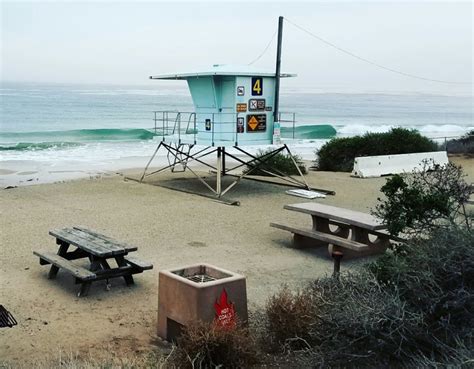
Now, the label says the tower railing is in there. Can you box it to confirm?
[151,110,297,145]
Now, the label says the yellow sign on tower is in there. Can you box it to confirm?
[248,116,259,130]
[246,114,267,132]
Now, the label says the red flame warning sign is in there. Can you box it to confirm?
[214,289,236,328]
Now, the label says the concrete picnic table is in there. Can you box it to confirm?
[271,202,392,257]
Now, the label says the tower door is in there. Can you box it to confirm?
[220,78,235,114]
[216,77,235,139]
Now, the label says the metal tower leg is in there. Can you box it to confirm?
[222,147,226,176]
[137,141,334,202]
[140,142,162,182]
[283,144,311,190]
[216,147,222,196]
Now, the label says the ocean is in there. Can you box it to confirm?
[1,82,472,186]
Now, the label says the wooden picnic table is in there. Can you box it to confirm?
[271,202,392,257]
[34,227,153,297]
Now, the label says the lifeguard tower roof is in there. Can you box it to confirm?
[150,64,296,80]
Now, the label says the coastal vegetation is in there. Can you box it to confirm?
[164,228,473,368]
[171,321,259,368]
[164,163,473,368]
[446,130,474,155]
[373,161,471,236]
[263,226,473,368]
[244,148,307,176]
[315,128,438,172]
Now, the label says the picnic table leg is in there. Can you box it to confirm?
[48,241,70,279]
[310,215,356,256]
[115,255,134,286]
[311,215,331,233]
[88,256,103,272]
[78,282,92,297]
[351,227,370,244]
[311,215,350,238]
[74,256,104,296]
[100,259,111,270]
[305,216,331,247]
[98,259,112,290]
[326,228,368,258]
[350,226,390,256]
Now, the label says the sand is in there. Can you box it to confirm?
[1,156,472,366]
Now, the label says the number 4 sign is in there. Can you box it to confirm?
[251,77,263,96]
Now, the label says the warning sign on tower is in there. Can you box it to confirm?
[247,114,266,132]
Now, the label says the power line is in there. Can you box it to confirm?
[248,30,277,66]
[284,17,471,85]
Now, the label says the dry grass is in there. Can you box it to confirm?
[168,320,259,369]
[0,350,167,369]
[265,286,316,351]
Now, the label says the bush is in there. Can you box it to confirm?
[169,320,259,368]
[368,227,474,341]
[316,128,438,172]
[265,226,474,367]
[265,274,426,367]
[265,286,316,350]
[373,161,471,236]
[244,148,307,176]
[446,130,474,155]
[309,273,428,367]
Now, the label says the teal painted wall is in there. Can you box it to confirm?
[187,75,275,146]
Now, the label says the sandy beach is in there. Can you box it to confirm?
[1,156,472,366]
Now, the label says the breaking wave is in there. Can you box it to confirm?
[0,128,157,149]
[281,124,337,139]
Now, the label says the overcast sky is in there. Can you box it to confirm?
[1,1,472,95]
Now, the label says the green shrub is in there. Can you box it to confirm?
[446,130,474,155]
[316,128,438,172]
[373,161,471,236]
[244,148,307,176]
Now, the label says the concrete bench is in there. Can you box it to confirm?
[270,222,369,252]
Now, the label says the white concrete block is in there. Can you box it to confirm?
[351,151,449,178]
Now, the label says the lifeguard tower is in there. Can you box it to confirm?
[139,17,324,201]
[139,64,313,200]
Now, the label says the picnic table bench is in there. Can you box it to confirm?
[271,203,392,257]
[33,227,153,297]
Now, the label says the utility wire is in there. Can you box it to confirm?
[248,30,277,65]
[284,17,471,85]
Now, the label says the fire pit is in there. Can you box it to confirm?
[158,263,248,341]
